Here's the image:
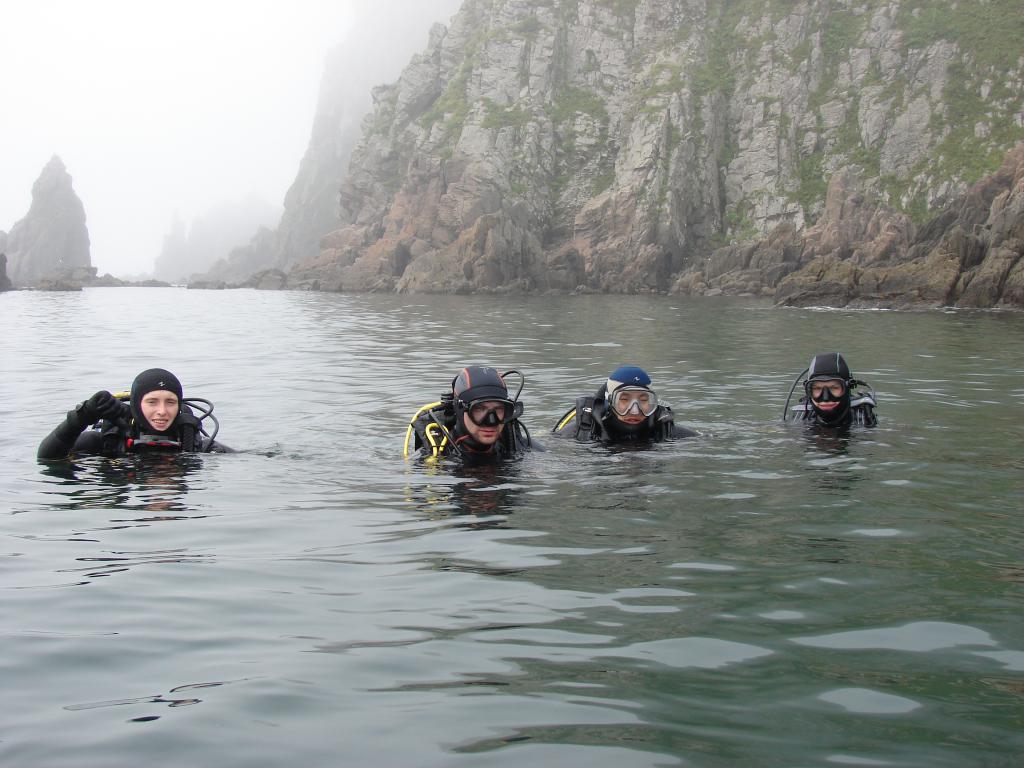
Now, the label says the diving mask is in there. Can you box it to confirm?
[128,434,182,451]
[807,378,847,401]
[609,386,658,417]
[463,398,523,427]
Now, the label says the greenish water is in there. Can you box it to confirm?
[1,288,1022,766]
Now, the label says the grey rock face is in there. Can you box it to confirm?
[6,156,91,287]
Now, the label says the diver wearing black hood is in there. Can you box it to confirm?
[38,368,227,459]
[553,365,697,443]
[785,352,877,428]
[404,366,534,462]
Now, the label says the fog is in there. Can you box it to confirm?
[0,1,462,278]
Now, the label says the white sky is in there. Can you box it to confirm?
[0,1,362,276]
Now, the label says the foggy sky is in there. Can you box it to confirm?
[0,1,461,278]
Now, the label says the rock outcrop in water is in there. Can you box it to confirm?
[5,156,92,287]
[280,0,1024,306]
[0,252,12,292]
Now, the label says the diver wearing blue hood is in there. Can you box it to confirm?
[38,368,227,459]
[553,365,696,442]
[404,366,533,461]
[784,352,877,427]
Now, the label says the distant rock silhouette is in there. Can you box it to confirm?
[152,198,280,283]
[5,156,91,287]
[0,251,12,292]
[0,229,10,290]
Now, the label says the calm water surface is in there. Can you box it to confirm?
[1,287,1022,767]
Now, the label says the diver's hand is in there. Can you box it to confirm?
[83,390,126,423]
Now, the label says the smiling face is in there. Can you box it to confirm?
[139,390,180,432]
[808,378,846,413]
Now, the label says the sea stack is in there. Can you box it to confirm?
[5,156,92,287]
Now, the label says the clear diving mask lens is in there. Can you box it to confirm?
[463,398,523,427]
[609,386,658,417]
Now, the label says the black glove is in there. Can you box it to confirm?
[82,390,127,424]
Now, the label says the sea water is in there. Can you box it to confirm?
[1,288,1021,766]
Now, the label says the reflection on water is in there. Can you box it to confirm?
[0,288,1022,767]
[36,453,207,517]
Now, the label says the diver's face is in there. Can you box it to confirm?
[809,379,845,413]
[609,388,656,425]
[140,390,179,432]
[462,408,505,446]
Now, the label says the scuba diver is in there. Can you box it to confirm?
[552,365,697,443]
[38,368,228,459]
[784,352,877,428]
[404,366,534,462]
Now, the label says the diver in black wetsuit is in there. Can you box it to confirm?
[38,368,227,459]
[552,365,697,443]
[404,366,533,463]
[784,352,877,428]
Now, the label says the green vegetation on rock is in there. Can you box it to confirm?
[723,200,760,243]
[550,87,608,124]
[931,61,1024,186]
[899,0,1024,69]
[418,26,491,145]
[595,0,640,17]
[592,168,616,196]
[808,6,869,111]
[420,67,471,144]
[482,99,532,130]
[512,16,543,41]
[795,151,827,215]
[892,1,1024,191]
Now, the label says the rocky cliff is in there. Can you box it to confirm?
[197,0,464,285]
[5,156,91,287]
[288,0,1024,306]
[196,40,368,284]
